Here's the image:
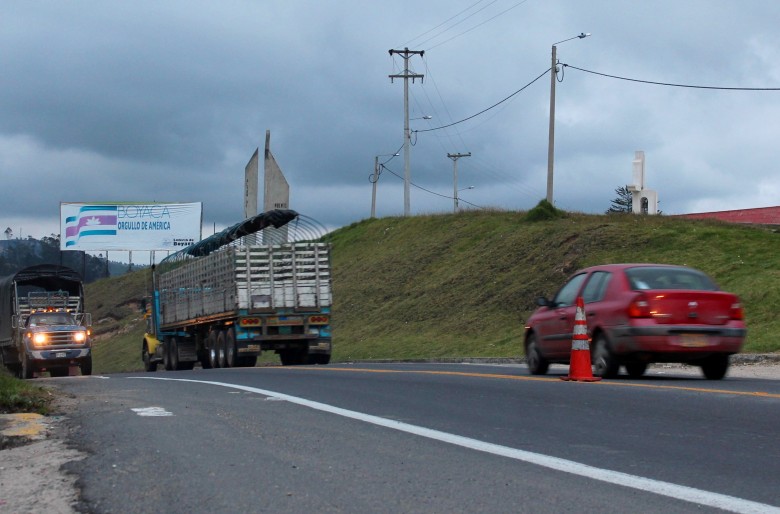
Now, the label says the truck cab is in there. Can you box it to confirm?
[19,309,92,378]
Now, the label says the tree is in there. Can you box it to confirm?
[606,185,633,214]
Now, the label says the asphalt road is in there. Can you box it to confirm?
[49,363,780,513]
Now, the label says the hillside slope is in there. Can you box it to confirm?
[85,210,780,372]
[326,210,780,360]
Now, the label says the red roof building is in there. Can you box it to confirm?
[677,206,780,225]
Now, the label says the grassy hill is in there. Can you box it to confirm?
[83,209,780,374]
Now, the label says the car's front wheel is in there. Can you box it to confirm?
[525,334,549,375]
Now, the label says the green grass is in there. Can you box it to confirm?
[3,209,779,412]
[326,210,780,361]
[0,370,53,414]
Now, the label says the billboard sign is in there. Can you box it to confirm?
[60,202,202,251]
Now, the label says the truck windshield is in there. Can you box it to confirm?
[27,313,77,326]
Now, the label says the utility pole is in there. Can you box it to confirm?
[389,48,424,216]
[448,152,471,212]
[546,43,558,204]
[371,156,380,218]
[547,33,590,204]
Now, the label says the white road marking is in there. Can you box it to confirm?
[131,406,173,417]
[131,377,779,514]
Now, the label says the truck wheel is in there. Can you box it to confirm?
[199,336,213,369]
[80,356,93,376]
[217,331,227,368]
[208,332,220,368]
[143,343,157,372]
[170,338,181,370]
[224,329,237,368]
[163,338,173,371]
[21,353,35,379]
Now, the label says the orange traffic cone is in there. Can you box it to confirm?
[561,296,602,382]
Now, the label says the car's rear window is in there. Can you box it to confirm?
[625,267,718,291]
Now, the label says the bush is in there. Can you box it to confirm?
[524,200,567,222]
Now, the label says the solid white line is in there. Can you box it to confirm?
[131,377,779,514]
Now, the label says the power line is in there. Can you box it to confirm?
[381,163,484,209]
[426,0,532,51]
[400,0,491,47]
[562,63,780,91]
[415,66,550,133]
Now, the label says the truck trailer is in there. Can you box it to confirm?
[143,209,333,371]
[0,264,93,378]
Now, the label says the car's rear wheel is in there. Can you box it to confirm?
[624,362,648,379]
[592,333,619,379]
[700,354,730,380]
[525,334,549,375]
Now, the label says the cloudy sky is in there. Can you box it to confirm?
[3,0,780,243]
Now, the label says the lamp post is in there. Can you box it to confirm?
[546,32,590,204]
[370,152,399,218]
[455,186,475,212]
[400,114,430,215]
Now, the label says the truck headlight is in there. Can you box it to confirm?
[33,333,48,346]
[73,332,86,343]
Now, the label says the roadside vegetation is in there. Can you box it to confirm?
[2,207,779,412]
[0,371,53,414]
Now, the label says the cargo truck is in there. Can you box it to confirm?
[142,209,332,371]
[0,264,93,379]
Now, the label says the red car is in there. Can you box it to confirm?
[524,264,746,379]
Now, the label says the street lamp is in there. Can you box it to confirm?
[400,114,432,216]
[455,186,475,212]
[371,152,400,218]
[546,32,590,204]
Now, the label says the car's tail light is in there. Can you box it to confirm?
[627,294,651,318]
[730,302,744,320]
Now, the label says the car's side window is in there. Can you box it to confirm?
[553,273,588,307]
[582,271,612,303]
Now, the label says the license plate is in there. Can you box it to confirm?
[678,334,709,347]
[55,352,67,358]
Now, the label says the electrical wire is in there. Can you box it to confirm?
[380,163,484,209]
[400,0,491,48]
[562,63,780,91]
[415,66,551,133]
[412,0,503,49]
[367,143,405,184]
[426,0,532,51]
